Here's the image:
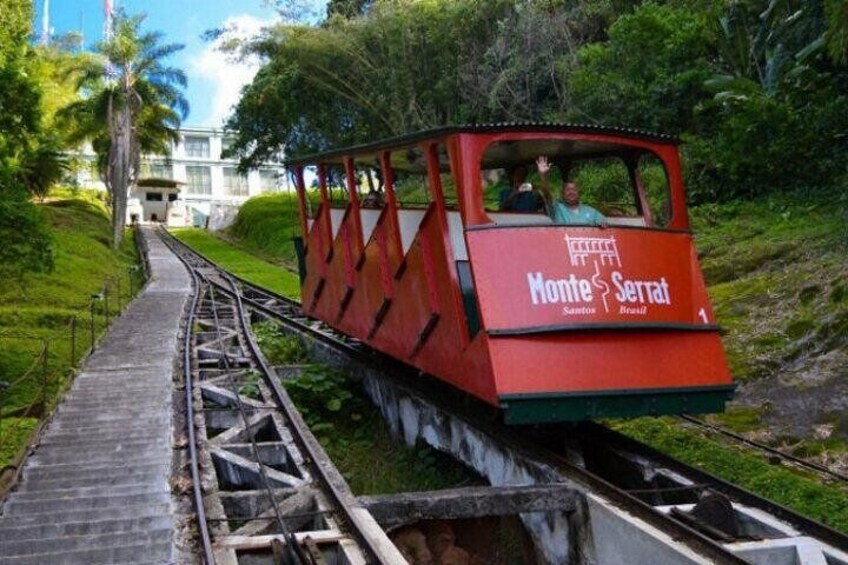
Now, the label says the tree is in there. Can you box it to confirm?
[566,2,717,133]
[225,0,515,164]
[61,12,188,247]
[326,0,373,18]
[0,0,54,277]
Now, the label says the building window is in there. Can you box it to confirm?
[259,170,278,192]
[184,136,210,158]
[221,137,235,159]
[223,167,249,196]
[146,192,163,201]
[168,193,179,202]
[142,162,172,179]
[186,166,212,195]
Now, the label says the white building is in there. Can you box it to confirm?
[74,126,289,229]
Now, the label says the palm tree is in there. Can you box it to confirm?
[62,12,188,247]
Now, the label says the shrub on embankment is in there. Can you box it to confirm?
[226,193,302,268]
[0,191,143,468]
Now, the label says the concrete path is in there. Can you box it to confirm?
[0,228,190,564]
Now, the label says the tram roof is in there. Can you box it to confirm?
[284,122,680,168]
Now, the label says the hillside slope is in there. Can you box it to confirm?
[0,194,142,467]
[691,196,848,444]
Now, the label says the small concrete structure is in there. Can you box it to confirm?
[128,178,188,226]
[0,227,192,563]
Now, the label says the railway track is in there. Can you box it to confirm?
[677,415,848,485]
[162,230,404,564]
[162,228,848,564]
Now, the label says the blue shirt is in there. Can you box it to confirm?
[549,202,605,226]
[499,189,544,212]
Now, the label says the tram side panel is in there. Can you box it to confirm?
[302,202,499,406]
[367,206,499,404]
[302,206,331,315]
[340,209,400,340]
[465,226,734,421]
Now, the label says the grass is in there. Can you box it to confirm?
[0,192,143,468]
[226,193,303,268]
[255,321,477,495]
[611,417,848,533]
[169,228,301,299]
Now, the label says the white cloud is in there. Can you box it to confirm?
[189,14,276,127]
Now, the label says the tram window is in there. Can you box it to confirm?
[325,164,348,207]
[303,165,320,220]
[435,144,459,209]
[571,158,637,217]
[639,154,672,227]
[389,146,430,208]
[355,163,384,208]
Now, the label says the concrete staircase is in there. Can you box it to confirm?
[0,229,190,564]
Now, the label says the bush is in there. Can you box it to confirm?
[0,189,53,280]
[684,93,848,204]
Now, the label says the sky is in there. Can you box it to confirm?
[34,1,325,128]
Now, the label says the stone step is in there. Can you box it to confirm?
[0,541,172,564]
[57,398,170,411]
[55,406,170,419]
[0,514,172,542]
[39,429,165,445]
[49,414,170,429]
[0,502,171,528]
[65,383,169,393]
[3,490,170,515]
[21,460,169,482]
[39,420,168,437]
[0,528,172,558]
[18,467,168,491]
[7,482,166,503]
[27,446,170,467]
[36,431,166,447]
[29,436,169,456]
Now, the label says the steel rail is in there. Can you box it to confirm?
[162,230,308,563]
[220,270,393,564]
[678,415,848,484]
[584,423,848,552]
[161,229,392,563]
[182,260,215,563]
[201,277,307,564]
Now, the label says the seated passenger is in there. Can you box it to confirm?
[498,165,544,212]
[361,189,385,208]
[537,156,606,227]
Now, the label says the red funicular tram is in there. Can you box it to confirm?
[287,124,734,424]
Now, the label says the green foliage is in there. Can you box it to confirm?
[613,417,848,533]
[0,190,54,279]
[237,371,263,400]
[284,364,474,494]
[252,321,308,364]
[567,2,716,134]
[285,366,360,428]
[691,194,848,382]
[226,0,515,161]
[170,228,301,298]
[227,193,303,267]
[228,0,848,207]
[0,418,38,465]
